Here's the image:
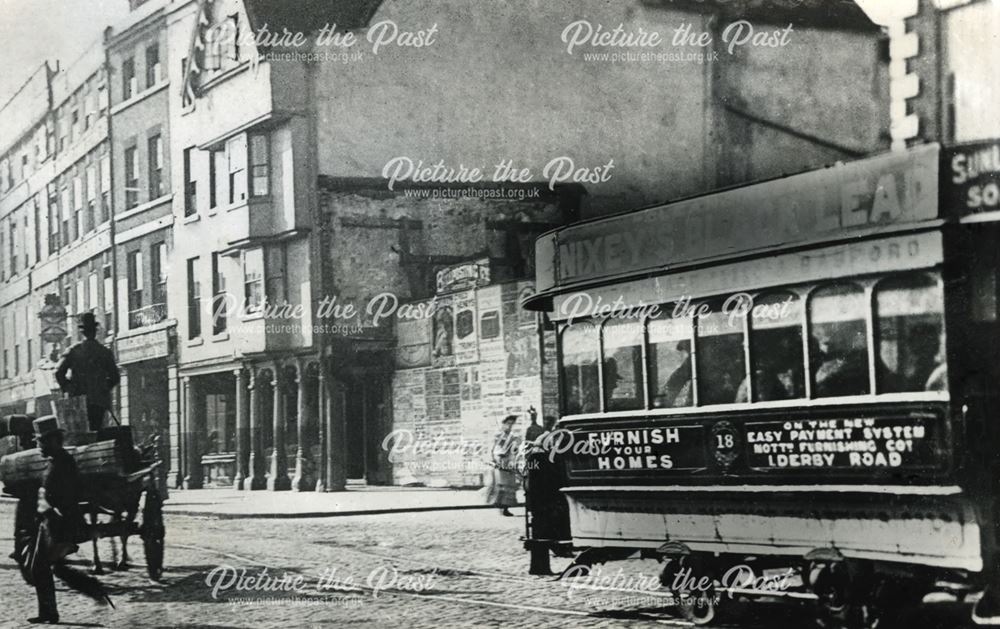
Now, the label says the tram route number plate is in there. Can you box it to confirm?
[566,425,707,474]
[744,415,937,470]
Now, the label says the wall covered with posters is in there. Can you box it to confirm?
[390,278,556,487]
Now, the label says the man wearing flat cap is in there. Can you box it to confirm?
[55,312,120,431]
[26,415,111,624]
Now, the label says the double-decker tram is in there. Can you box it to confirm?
[522,143,1000,627]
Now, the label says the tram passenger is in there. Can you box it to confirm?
[654,342,692,408]
[565,363,600,414]
[736,336,802,402]
[924,361,947,391]
[735,368,786,403]
[812,328,869,397]
[601,358,622,409]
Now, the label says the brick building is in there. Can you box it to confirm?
[106,0,177,482]
[0,0,900,491]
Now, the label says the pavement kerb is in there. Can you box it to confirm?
[161,501,525,519]
[0,494,524,519]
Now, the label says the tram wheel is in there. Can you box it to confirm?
[678,588,718,625]
[662,557,719,626]
[812,563,882,629]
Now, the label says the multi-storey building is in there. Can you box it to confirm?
[1,0,909,492]
[305,0,893,487]
[0,63,56,418]
[166,0,335,491]
[0,0,177,483]
[0,40,115,422]
[106,0,177,472]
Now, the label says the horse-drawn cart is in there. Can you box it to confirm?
[0,414,165,581]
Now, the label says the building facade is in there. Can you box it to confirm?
[166,0,326,491]
[106,0,177,478]
[316,178,574,486]
[0,41,115,423]
[0,0,908,491]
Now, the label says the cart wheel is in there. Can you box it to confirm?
[141,488,165,581]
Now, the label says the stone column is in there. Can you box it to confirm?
[119,370,130,425]
[233,367,248,490]
[315,367,327,492]
[167,365,181,489]
[292,358,313,491]
[246,367,266,490]
[182,376,203,489]
[268,364,291,491]
[326,373,347,491]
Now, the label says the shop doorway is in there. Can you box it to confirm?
[344,371,391,484]
[127,359,170,474]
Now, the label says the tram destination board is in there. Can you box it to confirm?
[744,413,942,472]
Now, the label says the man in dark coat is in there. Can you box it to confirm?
[523,407,544,443]
[27,415,111,624]
[55,313,120,431]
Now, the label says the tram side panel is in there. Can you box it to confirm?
[546,399,982,573]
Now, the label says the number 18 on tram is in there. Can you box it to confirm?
[521,143,1000,626]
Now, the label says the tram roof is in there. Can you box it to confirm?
[525,143,945,312]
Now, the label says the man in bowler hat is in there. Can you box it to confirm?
[55,312,120,431]
[27,415,111,623]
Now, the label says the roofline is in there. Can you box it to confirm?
[0,62,54,119]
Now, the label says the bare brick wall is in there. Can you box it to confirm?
[319,186,565,333]
[314,0,888,217]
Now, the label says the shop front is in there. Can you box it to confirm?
[115,324,177,487]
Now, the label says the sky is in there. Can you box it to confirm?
[0,0,131,110]
[0,0,895,111]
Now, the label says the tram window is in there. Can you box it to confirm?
[748,292,805,401]
[696,305,746,405]
[876,274,946,392]
[809,284,870,398]
[602,319,644,411]
[561,321,600,414]
[648,314,693,408]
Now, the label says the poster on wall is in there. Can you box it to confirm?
[506,328,540,379]
[453,289,478,365]
[396,316,432,368]
[432,297,454,368]
[476,285,503,361]
[436,258,491,294]
[517,282,537,329]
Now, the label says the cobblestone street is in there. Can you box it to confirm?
[0,502,980,628]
